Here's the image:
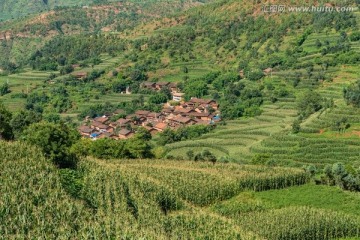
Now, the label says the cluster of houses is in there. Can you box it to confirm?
[78,97,221,140]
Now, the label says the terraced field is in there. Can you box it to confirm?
[165,25,360,167]
[149,59,216,82]
[0,54,135,113]
[0,69,56,110]
[166,97,298,162]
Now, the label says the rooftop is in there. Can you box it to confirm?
[119,129,132,136]
[154,122,168,130]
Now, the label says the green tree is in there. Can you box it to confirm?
[43,113,61,123]
[86,138,127,159]
[23,122,80,168]
[201,149,217,164]
[315,39,322,48]
[246,68,264,81]
[157,128,176,146]
[129,68,147,82]
[184,79,208,98]
[332,117,350,133]
[0,102,13,140]
[135,127,152,141]
[343,80,360,107]
[186,150,194,160]
[297,90,323,119]
[148,93,168,104]
[292,119,301,133]
[0,82,10,96]
[60,64,74,75]
[125,137,153,159]
[10,110,42,138]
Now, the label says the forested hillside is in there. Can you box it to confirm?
[0,0,212,22]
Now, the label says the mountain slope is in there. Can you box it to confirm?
[0,0,214,22]
[0,0,94,21]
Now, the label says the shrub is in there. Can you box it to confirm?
[343,80,360,107]
[297,90,323,119]
[0,82,10,96]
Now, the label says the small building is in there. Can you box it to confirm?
[116,118,131,126]
[154,122,168,132]
[174,108,196,117]
[189,112,213,121]
[118,129,134,139]
[98,132,114,139]
[263,67,273,75]
[172,92,185,102]
[91,121,111,132]
[162,107,174,115]
[143,126,159,135]
[169,116,196,127]
[146,112,164,122]
[168,82,178,93]
[94,116,109,124]
[142,82,156,90]
[73,72,88,80]
[156,82,170,90]
[188,98,218,110]
[194,119,209,125]
[135,110,151,117]
[78,126,93,137]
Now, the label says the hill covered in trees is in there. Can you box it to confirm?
[0,0,212,22]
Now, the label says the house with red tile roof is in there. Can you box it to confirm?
[154,122,168,132]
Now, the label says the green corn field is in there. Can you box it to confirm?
[2,141,360,239]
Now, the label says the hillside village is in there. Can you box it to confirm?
[78,81,221,140]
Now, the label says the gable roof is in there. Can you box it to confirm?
[172,92,185,97]
[147,112,163,118]
[175,108,195,114]
[119,129,132,136]
[91,121,109,129]
[94,116,109,124]
[143,81,156,87]
[189,98,215,104]
[188,112,211,117]
[135,110,151,116]
[172,116,193,124]
[116,118,131,125]
[79,125,93,133]
[156,82,170,86]
[154,122,168,130]
[98,132,114,138]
